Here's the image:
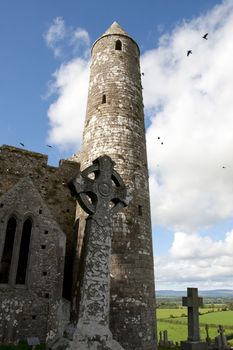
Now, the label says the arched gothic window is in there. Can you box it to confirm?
[16,218,32,284]
[115,40,122,51]
[0,217,17,283]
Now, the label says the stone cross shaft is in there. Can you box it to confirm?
[182,288,203,342]
[71,155,129,341]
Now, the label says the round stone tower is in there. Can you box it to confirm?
[75,22,157,350]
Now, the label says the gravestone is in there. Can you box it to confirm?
[27,337,40,350]
[50,155,131,350]
[159,330,173,348]
[216,325,229,349]
[181,288,208,350]
[163,330,168,346]
[205,325,211,345]
[159,331,163,346]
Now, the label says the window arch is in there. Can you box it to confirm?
[16,218,32,284]
[115,40,122,51]
[0,217,17,283]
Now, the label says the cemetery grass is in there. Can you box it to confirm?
[157,309,233,345]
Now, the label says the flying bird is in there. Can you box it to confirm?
[187,50,192,56]
[202,33,208,40]
[19,142,25,147]
[158,137,160,140]
[222,166,226,169]
[161,142,163,145]
[141,72,144,76]
[46,144,53,148]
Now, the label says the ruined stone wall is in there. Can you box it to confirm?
[0,145,80,343]
[0,145,79,241]
[74,27,157,350]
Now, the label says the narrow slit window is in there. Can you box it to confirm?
[16,218,32,284]
[138,205,143,216]
[0,217,17,283]
[102,94,106,104]
[115,40,122,51]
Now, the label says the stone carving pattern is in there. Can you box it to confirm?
[71,155,130,340]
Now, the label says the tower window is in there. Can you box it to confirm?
[0,217,17,283]
[115,40,122,51]
[102,94,106,104]
[138,205,143,216]
[16,218,32,284]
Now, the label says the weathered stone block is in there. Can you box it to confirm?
[181,341,208,350]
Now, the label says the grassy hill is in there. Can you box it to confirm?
[157,308,233,345]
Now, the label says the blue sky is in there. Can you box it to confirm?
[0,0,219,158]
[0,0,220,160]
[1,0,233,291]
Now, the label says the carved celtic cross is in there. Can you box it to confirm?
[72,155,128,226]
[71,155,130,343]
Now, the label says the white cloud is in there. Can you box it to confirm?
[44,17,90,59]
[45,18,91,149]
[73,28,90,46]
[44,17,66,57]
[170,231,233,258]
[155,231,233,290]
[141,0,233,232]
[47,58,90,150]
[70,28,90,58]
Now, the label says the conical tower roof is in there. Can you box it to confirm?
[102,21,130,37]
[92,21,139,54]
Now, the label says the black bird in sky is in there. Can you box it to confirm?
[222,166,226,169]
[46,144,53,148]
[158,136,160,140]
[161,142,164,145]
[19,142,25,147]
[203,33,208,40]
[141,72,144,76]
[187,50,192,56]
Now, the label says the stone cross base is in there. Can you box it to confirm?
[70,339,123,350]
[181,341,208,350]
[49,336,124,350]
[49,322,124,350]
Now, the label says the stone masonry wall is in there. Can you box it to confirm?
[73,25,157,350]
[0,145,80,343]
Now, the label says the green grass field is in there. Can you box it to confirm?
[157,307,225,320]
[199,311,233,326]
[157,309,233,345]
